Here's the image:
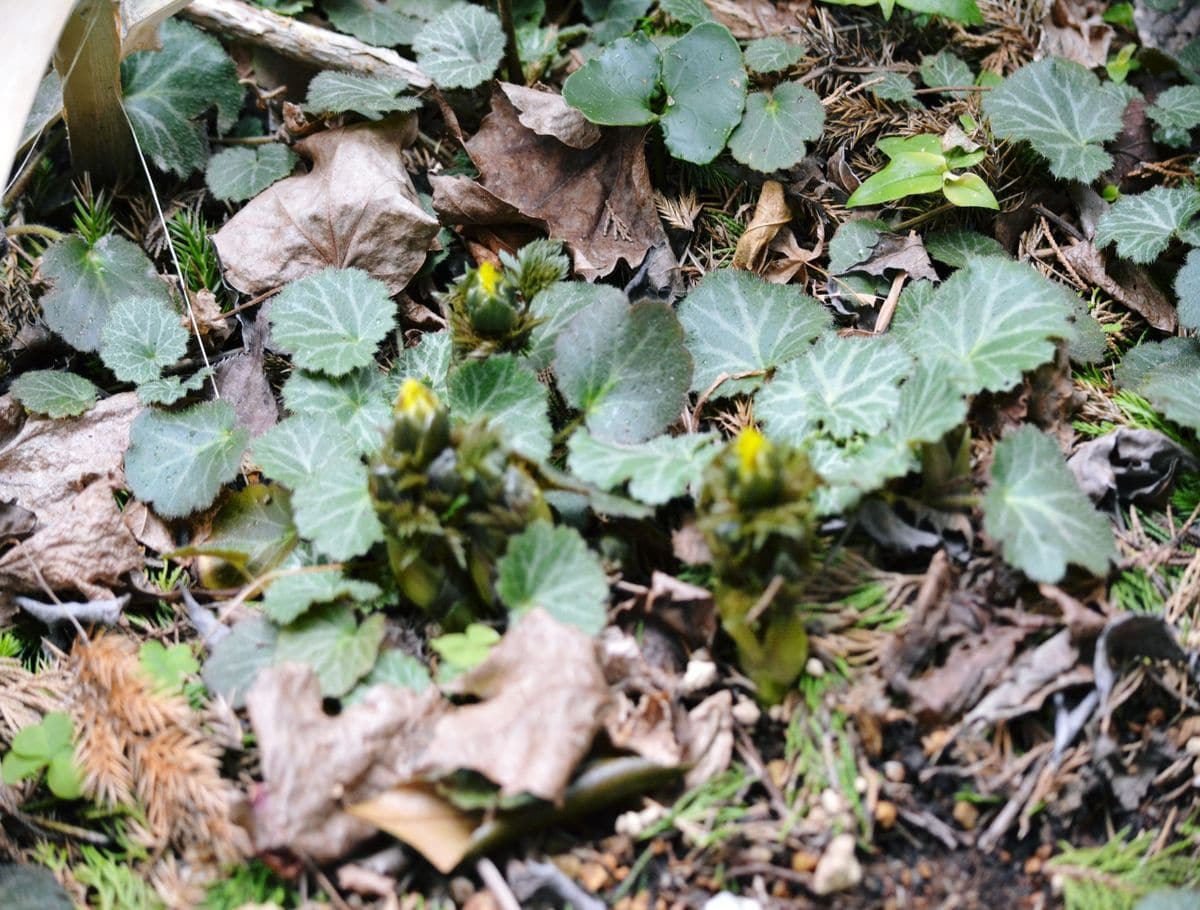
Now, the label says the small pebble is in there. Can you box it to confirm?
[791,850,820,873]
[820,788,844,815]
[874,800,897,829]
[681,659,719,694]
[805,657,826,677]
[703,894,763,910]
[883,761,906,783]
[953,799,979,831]
[812,834,862,896]
[1186,736,1200,756]
[732,696,762,727]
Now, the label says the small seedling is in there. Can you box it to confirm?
[1,712,83,800]
[847,132,999,210]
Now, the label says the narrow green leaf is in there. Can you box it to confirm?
[983,425,1114,582]
[659,23,747,164]
[125,401,249,518]
[847,151,946,207]
[728,81,825,173]
[275,605,385,697]
[100,296,188,384]
[562,32,661,126]
[206,144,297,202]
[941,171,999,209]
[446,355,552,461]
[269,268,396,377]
[554,297,693,444]
[678,269,829,396]
[412,5,505,90]
[9,371,98,419]
[900,0,982,25]
[497,521,608,633]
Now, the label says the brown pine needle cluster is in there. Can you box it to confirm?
[0,656,71,745]
[69,634,249,866]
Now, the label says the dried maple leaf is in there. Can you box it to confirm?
[434,86,667,280]
[212,118,439,296]
[732,180,792,273]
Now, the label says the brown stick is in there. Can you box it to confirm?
[180,0,430,89]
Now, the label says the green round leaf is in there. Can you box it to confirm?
[447,355,552,461]
[206,144,298,203]
[412,4,505,90]
[275,605,385,697]
[525,282,627,372]
[497,521,608,633]
[40,234,166,353]
[563,32,661,126]
[252,414,355,489]
[100,296,188,384]
[743,36,805,74]
[554,297,693,444]
[678,269,829,396]
[918,50,973,97]
[283,367,392,454]
[125,401,250,518]
[659,23,747,164]
[269,267,396,377]
[659,0,713,25]
[137,371,210,406]
[304,71,422,120]
[983,425,1115,583]
[9,371,99,418]
[121,19,242,176]
[757,334,913,443]
[263,565,382,624]
[925,229,1006,268]
[45,752,83,801]
[728,81,824,173]
[982,57,1125,183]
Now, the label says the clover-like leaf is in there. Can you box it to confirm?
[430,623,500,681]
[901,256,1075,395]
[982,57,1126,183]
[125,401,249,518]
[263,565,382,624]
[925,228,1006,268]
[525,283,626,372]
[139,641,199,693]
[678,270,829,396]
[757,334,913,444]
[562,32,661,126]
[983,425,1114,582]
[283,367,392,454]
[659,23,747,164]
[567,429,718,504]
[1176,249,1200,331]
[121,19,242,176]
[554,296,692,444]
[728,81,824,173]
[205,144,297,203]
[446,355,551,461]
[292,456,385,560]
[9,371,98,418]
[40,234,166,352]
[392,330,452,395]
[275,605,385,697]
[743,37,806,74]
[202,616,279,709]
[918,50,973,98]
[269,268,395,376]
[100,296,188,385]
[413,4,505,90]
[304,71,422,120]
[1095,185,1200,264]
[497,521,608,633]
[323,0,424,46]
[252,414,354,489]
[2,712,81,800]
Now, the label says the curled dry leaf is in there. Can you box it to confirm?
[1039,0,1113,69]
[731,180,791,273]
[499,82,602,149]
[1060,240,1175,332]
[419,609,611,803]
[904,625,1029,724]
[704,0,810,39]
[0,393,144,601]
[849,230,938,283]
[246,662,446,861]
[964,629,1093,729]
[213,118,439,296]
[433,86,667,279]
[1067,428,1199,511]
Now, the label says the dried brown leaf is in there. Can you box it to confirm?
[732,180,791,273]
[1039,0,1114,68]
[420,609,611,803]
[499,82,601,150]
[213,118,439,296]
[853,230,938,283]
[704,0,809,38]
[440,87,667,279]
[1060,240,1176,331]
[906,625,1028,724]
[347,785,480,875]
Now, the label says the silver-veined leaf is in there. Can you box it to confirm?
[137,370,209,406]
[925,229,1006,268]
[446,355,551,461]
[291,456,385,560]
[263,565,382,624]
[100,296,187,384]
[982,57,1126,183]
[1094,185,1200,264]
[525,282,626,372]
[412,4,505,90]
[983,425,1114,582]
[283,367,392,454]
[743,37,805,74]
[1175,248,1200,330]
[678,269,828,396]
[496,521,608,633]
[323,0,424,46]
[391,330,452,395]
[205,144,297,202]
[274,605,385,696]
[251,414,355,488]
[567,429,718,504]
[918,50,973,98]
[659,0,713,25]
[125,401,249,518]
[902,256,1075,394]
[9,370,99,418]
[269,267,395,376]
[756,334,913,443]
[303,71,422,119]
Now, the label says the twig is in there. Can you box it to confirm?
[874,271,906,335]
[744,574,784,625]
[15,594,128,627]
[494,0,524,85]
[181,0,430,89]
[477,857,522,910]
[687,369,765,431]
